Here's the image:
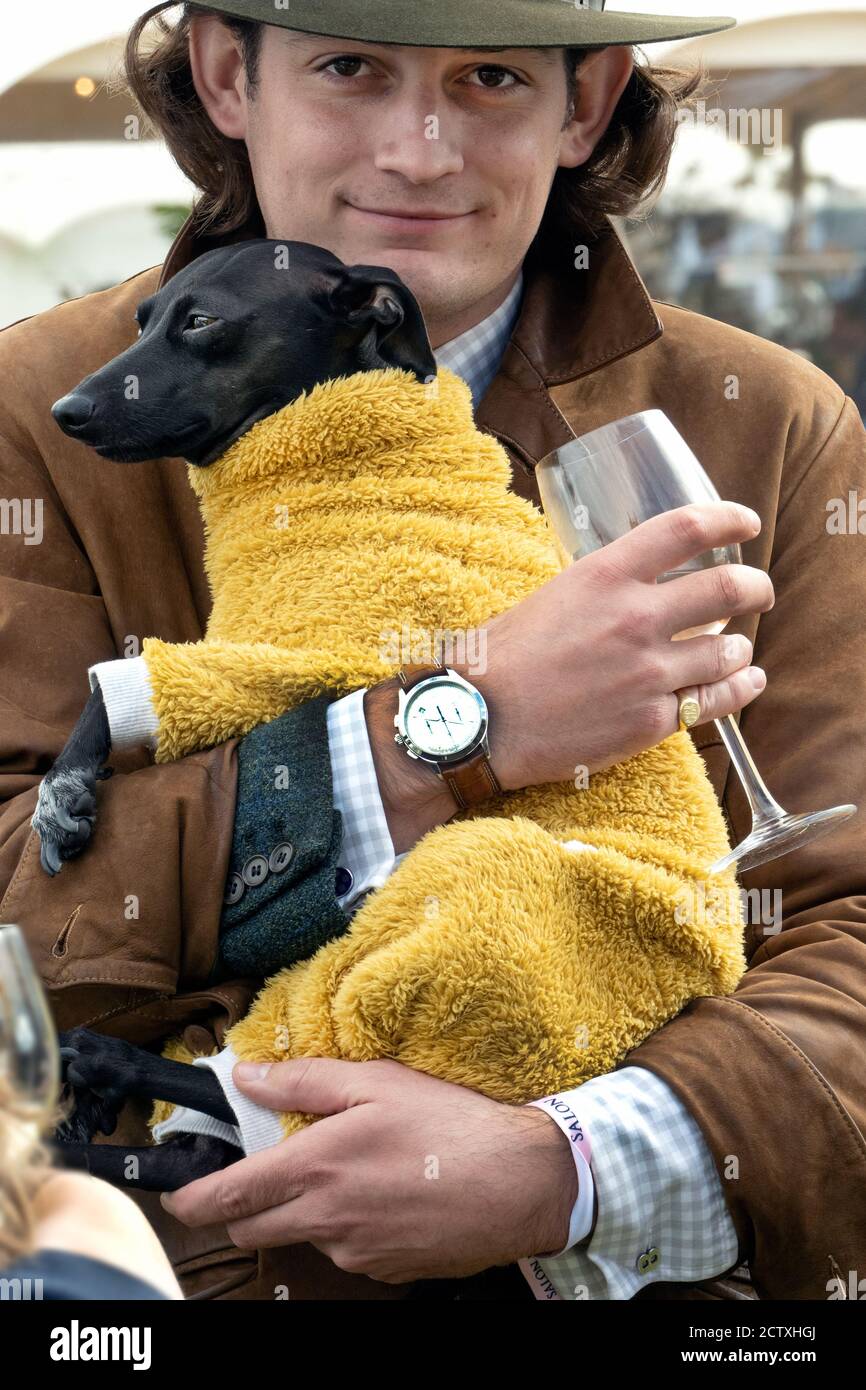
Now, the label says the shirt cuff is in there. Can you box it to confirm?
[326,688,399,912]
[525,1066,740,1301]
[150,1045,284,1155]
[88,655,159,751]
[526,1094,596,1254]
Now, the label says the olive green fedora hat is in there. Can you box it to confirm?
[192,1,736,49]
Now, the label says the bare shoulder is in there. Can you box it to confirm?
[31,1171,183,1299]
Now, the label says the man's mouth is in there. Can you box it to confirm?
[346,202,474,233]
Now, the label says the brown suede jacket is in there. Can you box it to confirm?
[1,205,864,1301]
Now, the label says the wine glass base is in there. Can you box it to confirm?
[710,804,857,876]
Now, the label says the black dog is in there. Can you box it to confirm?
[34,238,436,877]
[53,1027,242,1190]
[38,240,437,1187]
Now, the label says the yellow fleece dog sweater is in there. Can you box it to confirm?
[147,366,745,1137]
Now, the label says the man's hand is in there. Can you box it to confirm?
[160,1058,578,1284]
[483,500,773,791]
[367,500,772,850]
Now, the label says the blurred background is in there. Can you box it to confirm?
[1,0,865,417]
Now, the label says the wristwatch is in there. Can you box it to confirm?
[393,660,502,811]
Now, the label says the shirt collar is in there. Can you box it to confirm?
[433,269,524,415]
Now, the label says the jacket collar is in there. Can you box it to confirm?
[159,200,662,465]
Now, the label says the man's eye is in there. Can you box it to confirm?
[185,314,219,332]
[467,66,521,90]
[319,56,369,80]
[318,57,522,91]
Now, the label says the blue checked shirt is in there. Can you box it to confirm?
[327,271,740,1299]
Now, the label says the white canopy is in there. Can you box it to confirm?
[652,0,866,61]
[1,0,152,95]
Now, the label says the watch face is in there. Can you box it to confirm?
[404,679,484,759]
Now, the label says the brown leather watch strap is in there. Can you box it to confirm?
[397,661,502,811]
[398,660,445,690]
[440,748,503,811]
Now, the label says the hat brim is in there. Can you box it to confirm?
[199,2,735,50]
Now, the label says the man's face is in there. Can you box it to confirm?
[191,24,632,342]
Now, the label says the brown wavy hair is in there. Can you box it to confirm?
[116,2,702,245]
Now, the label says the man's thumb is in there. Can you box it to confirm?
[231,1055,362,1117]
[234,1062,272,1085]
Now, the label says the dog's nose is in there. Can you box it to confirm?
[52,394,96,430]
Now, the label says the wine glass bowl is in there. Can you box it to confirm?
[536,410,857,875]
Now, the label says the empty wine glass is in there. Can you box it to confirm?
[0,924,60,1135]
[536,410,857,874]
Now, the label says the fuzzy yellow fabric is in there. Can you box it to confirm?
[147,366,745,1137]
[142,367,560,761]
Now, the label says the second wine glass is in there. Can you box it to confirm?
[0,923,61,1140]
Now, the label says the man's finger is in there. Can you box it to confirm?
[601,501,761,584]
[160,1058,403,1229]
[221,1193,336,1253]
[233,1053,399,1116]
[161,1126,319,1228]
[692,666,767,726]
[658,563,774,638]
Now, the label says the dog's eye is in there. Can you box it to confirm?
[185,314,219,333]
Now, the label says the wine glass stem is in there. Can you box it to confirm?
[714,713,788,827]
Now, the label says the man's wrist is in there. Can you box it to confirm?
[449,656,515,793]
[519,1106,581,1258]
[364,678,456,855]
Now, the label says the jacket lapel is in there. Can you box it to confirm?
[474,219,663,498]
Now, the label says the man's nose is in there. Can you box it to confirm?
[373,105,465,181]
[52,394,96,431]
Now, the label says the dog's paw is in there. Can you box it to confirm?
[55,1079,122,1144]
[31,766,100,876]
[55,1028,137,1143]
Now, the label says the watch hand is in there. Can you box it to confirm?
[435,705,459,742]
[436,705,465,729]
[421,705,468,744]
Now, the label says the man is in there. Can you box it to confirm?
[1,0,863,1301]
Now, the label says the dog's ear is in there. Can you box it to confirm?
[321,265,438,384]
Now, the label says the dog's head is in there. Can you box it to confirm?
[51,239,438,467]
